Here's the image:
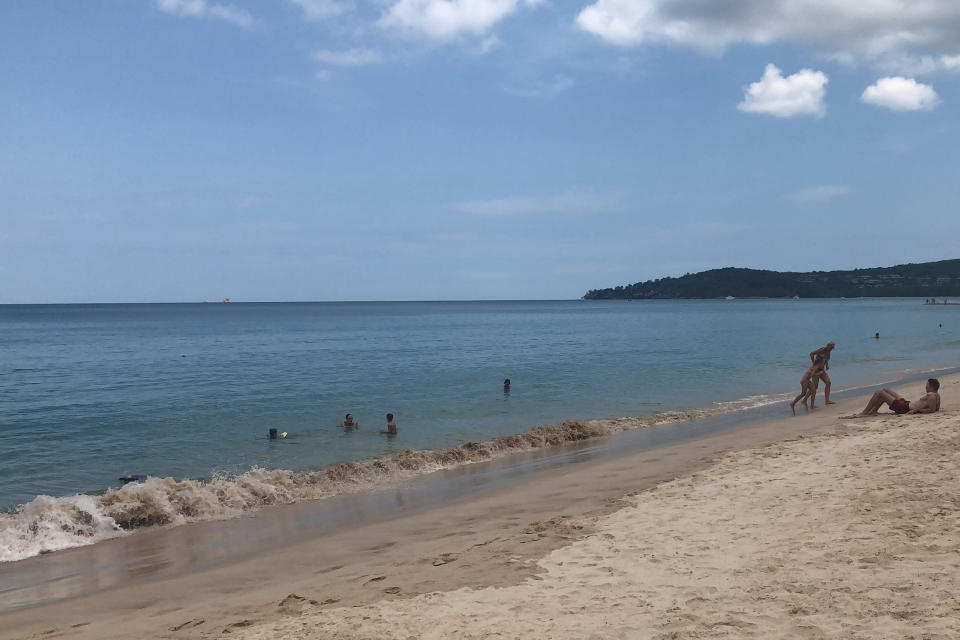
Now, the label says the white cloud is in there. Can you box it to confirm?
[207,5,254,27]
[290,0,350,20]
[738,64,828,118]
[940,54,960,70]
[157,0,206,17]
[861,77,941,112]
[790,185,852,204]
[313,48,384,66]
[156,0,254,28]
[575,0,960,63]
[477,35,501,54]
[502,74,574,98]
[451,190,619,216]
[380,0,542,41]
[876,53,960,75]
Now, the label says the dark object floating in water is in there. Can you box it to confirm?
[119,474,147,485]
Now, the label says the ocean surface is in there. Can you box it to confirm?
[1,299,958,562]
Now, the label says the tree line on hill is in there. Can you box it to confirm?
[583,259,960,300]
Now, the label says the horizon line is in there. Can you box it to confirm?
[0,298,585,306]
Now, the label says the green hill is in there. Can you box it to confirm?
[583,259,960,300]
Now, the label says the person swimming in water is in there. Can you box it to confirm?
[380,413,397,435]
[341,413,358,428]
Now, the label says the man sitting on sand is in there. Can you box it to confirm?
[842,378,940,418]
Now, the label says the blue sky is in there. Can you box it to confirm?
[2,1,959,302]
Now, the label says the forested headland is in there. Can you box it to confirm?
[583,259,960,299]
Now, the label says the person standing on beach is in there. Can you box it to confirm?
[809,342,836,405]
[790,357,826,413]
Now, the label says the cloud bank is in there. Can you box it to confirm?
[576,0,960,62]
[738,64,828,118]
[877,53,960,75]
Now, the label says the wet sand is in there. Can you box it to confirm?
[2,375,957,639]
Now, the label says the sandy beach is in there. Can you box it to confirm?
[3,374,959,640]
[9,3,960,638]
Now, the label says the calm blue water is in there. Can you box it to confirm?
[1,299,957,510]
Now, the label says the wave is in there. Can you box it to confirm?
[0,396,784,563]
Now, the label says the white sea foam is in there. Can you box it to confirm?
[0,494,125,562]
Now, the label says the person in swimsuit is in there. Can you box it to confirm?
[809,342,836,404]
[341,413,359,428]
[790,357,825,413]
[380,413,397,435]
[841,378,941,418]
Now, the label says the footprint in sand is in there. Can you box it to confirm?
[316,564,344,574]
[278,593,319,614]
[432,553,458,566]
[169,619,205,632]
[222,619,255,633]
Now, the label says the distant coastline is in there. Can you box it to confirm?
[584,259,960,300]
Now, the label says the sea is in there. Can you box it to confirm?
[1,299,958,564]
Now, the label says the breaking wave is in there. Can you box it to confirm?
[0,396,782,562]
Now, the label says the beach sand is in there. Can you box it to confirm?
[3,375,959,639]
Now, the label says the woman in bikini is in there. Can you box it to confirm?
[790,356,825,413]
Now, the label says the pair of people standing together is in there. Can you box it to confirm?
[790,341,835,412]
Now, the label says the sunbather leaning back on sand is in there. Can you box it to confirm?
[842,378,940,418]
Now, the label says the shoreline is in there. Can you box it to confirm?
[0,396,776,563]
[4,361,955,567]
[2,371,955,639]
[236,373,960,640]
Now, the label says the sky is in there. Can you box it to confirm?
[2,0,959,302]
